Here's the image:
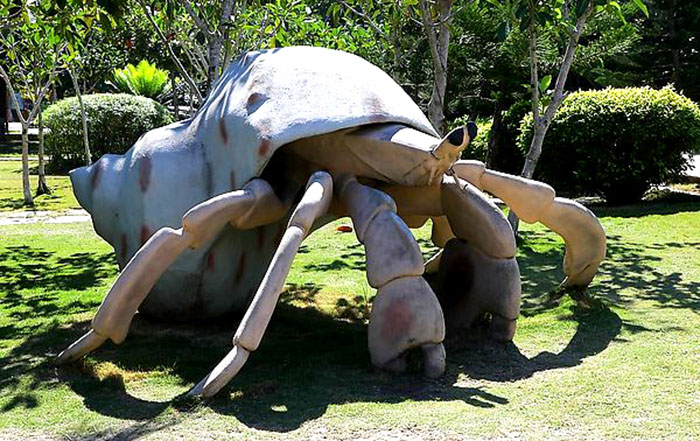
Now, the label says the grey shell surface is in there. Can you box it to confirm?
[73,46,436,320]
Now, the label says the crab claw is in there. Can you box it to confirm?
[368,276,446,378]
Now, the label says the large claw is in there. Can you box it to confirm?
[453,160,606,287]
[337,174,446,378]
[368,276,446,378]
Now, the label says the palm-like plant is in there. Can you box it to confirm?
[112,60,170,100]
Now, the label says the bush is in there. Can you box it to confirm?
[45,93,173,172]
[112,60,170,99]
[518,86,700,204]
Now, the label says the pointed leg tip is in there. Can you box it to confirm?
[186,381,207,399]
[55,329,107,365]
[187,345,250,399]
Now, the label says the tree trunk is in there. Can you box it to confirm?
[420,0,452,135]
[69,69,91,166]
[521,120,548,179]
[508,5,594,234]
[21,122,33,205]
[36,109,50,195]
[172,77,179,120]
[207,39,223,94]
[486,91,507,168]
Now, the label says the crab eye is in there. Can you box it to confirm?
[447,127,465,146]
[467,121,478,142]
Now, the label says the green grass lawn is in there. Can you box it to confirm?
[0,202,699,440]
[0,160,80,212]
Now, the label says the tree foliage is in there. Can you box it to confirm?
[113,60,171,99]
[518,86,700,204]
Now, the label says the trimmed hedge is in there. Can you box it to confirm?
[44,93,173,172]
[518,86,700,204]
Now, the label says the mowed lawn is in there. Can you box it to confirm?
[0,159,79,212]
[0,199,699,440]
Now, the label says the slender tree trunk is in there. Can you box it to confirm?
[173,77,180,120]
[36,109,50,195]
[419,0,452,135]
[207,39,223,94]
[69,69,91,166]
[486,89,507,168]
[508,5,594,233]
[20,122,33,205]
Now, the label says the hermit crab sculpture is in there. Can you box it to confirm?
[57,46,606,397]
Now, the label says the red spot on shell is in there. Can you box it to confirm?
[365,94,386,122]
[258,139,270,156]
[381,298,413,342]
[206,252,215,272]
[91,162,102,189]
[139,156,152,192]
[235,252,247,283]
[219,119,228,143]
[257,227,266,248]
[140,225,151,245]
[336,225,353,233]
[120,234,128,262]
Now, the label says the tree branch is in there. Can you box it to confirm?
[138,0,203,103]
[0,65,26,126]
[528,16,540,124]
[544,3,595,122]
[340,0,389,40]
[181,0,214,40]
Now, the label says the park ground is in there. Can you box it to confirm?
[0,159,699,440]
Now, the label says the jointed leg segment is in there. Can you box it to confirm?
[190,171,333,397]
[453,160,606,287]
[56,179,286,364]
[336,174,446,377]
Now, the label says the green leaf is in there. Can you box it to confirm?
[539,74,552,92]
[631,0,649,17]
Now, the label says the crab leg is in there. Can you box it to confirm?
[56,179,286,364]
[189,171,333,398]
[453,160,606,287]
[337,174,446,378]
[437,175,521,340]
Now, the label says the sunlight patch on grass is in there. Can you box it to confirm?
[0,202,698,439]
[0,161,80,212]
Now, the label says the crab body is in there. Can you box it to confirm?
[62,46,607,398]
[72,47,436,319]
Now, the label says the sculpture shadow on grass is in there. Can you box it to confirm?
[1,201,698,437]
[2,274,621,435]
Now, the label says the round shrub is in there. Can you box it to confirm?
[44,93,173,172]
[518,86,700,204]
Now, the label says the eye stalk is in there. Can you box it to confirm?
[466,121,478,143]
[447,127,465,146]
[432,123,476,161]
